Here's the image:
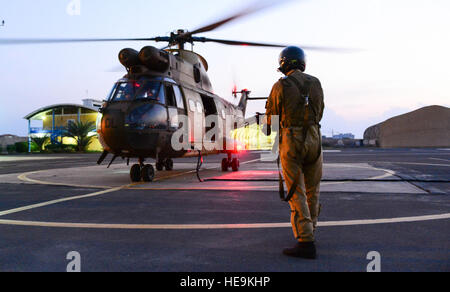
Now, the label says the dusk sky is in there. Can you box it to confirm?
[0,0,449,138]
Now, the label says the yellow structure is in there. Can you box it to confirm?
[24,100,103,152]
[232,120,278,151]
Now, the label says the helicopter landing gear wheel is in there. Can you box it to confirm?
[141,164,155,182]
[130,164,142,182]
[231,158,240,172]
[164,158,174,171]
[156,159,164,171]
[221,158,229,172]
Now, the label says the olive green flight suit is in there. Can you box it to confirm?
[265,69,324,243]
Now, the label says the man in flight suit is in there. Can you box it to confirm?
[264,46,324,259]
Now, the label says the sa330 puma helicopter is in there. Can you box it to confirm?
[1,1,345,183]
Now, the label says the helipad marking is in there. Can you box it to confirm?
[430,158,450,163]
[392,162,450,167]
[17,171,112,189]
[16,159,263,189]
[0,213,448,230]
[17,168,199,189]
[0,186,127,217]
[0,156,84,162]
[17,160,402,192]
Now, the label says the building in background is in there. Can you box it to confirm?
[364,105,450,148]
[24,99,103,152]
[332,133,355,140]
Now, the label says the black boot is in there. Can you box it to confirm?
[283,242,316,259]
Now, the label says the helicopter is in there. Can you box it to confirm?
[95,28,275,183]
[1,1,346,183]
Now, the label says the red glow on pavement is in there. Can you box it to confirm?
[211,171,277,180]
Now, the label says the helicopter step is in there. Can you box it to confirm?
[221,153,240,172]
[130,158,155,183]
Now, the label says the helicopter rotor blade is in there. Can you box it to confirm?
[179,0,295,39]
[195,37,361,52]
[0,37,159,45]
[195,37,286,48]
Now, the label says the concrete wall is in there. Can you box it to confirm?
[364,105,450,148]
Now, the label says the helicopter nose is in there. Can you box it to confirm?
[125,103,168,130]
[101,109,128,151]
[100,103,168,155]
[123,103,168,151]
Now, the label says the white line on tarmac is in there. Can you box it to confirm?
[0,156,86,162]
[368,166,396,180]
[17,171,113,189]
[391,162,450,167]
[0,213,448,230]
[429,158,450,163]
[0,186,125,217]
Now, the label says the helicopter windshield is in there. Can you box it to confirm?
[109,79,164,103]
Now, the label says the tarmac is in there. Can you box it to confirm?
[0,148,448,272]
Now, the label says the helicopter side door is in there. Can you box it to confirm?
[215,101,228,142]
[182,87,205,150]
[164,83,187,131]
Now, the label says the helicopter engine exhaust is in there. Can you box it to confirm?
[119,48,141,68]
[138,46,169,72]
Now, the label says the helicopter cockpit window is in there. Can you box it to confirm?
[110,82,135,102]
[165,85,177,107]
[109,80,164,103]
[173,85,185,110]
[136,80,164,103]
